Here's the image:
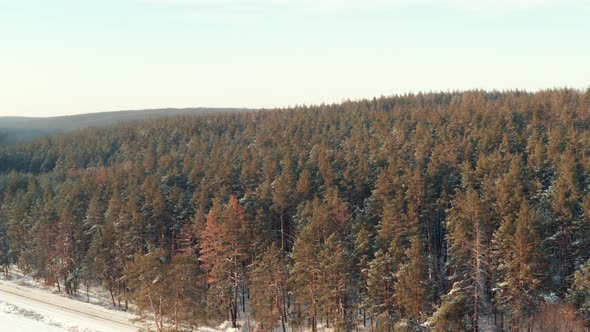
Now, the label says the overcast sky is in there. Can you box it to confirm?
[0,0,588,117]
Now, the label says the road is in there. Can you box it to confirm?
[0,279,143,331]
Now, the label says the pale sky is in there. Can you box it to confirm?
[0,0,588,117]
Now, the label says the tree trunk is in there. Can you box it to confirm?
[311,293,317,332]
[231,271,239,328]
[280,212,285,257]
[55,275,61,293]
[159,296,164,332]
[242,283,246,313]
[281,289,288,332]
[281,309,287,332]
[109,283,116,307]
[175,291,180,331]
[473,218,481,332]
[230,303,237,328]
[148,292,163,332]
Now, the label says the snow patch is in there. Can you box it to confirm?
[0,300,98,332]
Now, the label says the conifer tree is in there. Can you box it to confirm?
[199,196,248,328]
[249,244,288,332]
[319,234,353,331]
[291,199,325,332]
[446,186,494,331]
[272,170,296,255]
[354,222,373,327]
[550,152,581,294]
[87,192,123,306]
[126,249,168,332]
[575,195,590,265]
[365,247,397,331]
[495,203,545,330]
[568,258,590,321]
[0,216,10,276]
[165,250,207,330]
[394,236,432,321]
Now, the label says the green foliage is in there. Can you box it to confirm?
[1,90,590,329]
[568,259,590,321]
[126,249,205,332]
[199,196,249,327]
[249,245,288,332]
[365,248,397,323]
[431,283,468,331]
[395,236,432,320]
[494,203,546,328]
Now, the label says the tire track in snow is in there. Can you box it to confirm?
[0,281,141,331]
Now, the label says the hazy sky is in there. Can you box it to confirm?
[1,0,589,117]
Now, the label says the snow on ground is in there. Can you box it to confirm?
[0,275,143,332]
[2,267,120,309]
[0,267,364,332]
[0,302,65,332]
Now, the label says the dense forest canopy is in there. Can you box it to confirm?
[2,89,590,331]
[0,107,250,145]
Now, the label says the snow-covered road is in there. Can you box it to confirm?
[0,279,143,331]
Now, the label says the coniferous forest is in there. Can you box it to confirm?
[3,89,590,331]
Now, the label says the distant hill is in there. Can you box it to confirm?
[0,107,251,145]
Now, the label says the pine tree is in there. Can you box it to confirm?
[249,245,288,332]
[199,196,249,328]
[550,151,581,294]
[376,200,409,266]
[495,203,545,330]
[165,250,207,330]
[568,258,590,321]
[84,191,104,240]
[394,236,432,321]
[431,282,469,331]
[365,247,397,331]
[446,186,495,331]
[30,197,58,284]
[87,192,123,307]
[318,234,353,332]
[0,216,9,276]
[354,222,373,327]
[296,169,313,200]
[574,195,590,265]
[291,200,325,332]
[126,249,168,332]
[272,170,296,256]
[199,199,228,322]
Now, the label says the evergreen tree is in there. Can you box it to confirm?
[365,247,397,331]
[199,196,248,328]
[126,249,169,332]
[291,200,325,332]
[249,245,288,332]
[495,203,545,330]
[318,234,353,331]
[165,251,207,330]
[568,259,590,321]
[550,152,581,294]
[394,236,432,321]
[0,215,9,276]
[446,186,495,331]
[353,222,373,327]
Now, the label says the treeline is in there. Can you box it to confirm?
[2,89,590,331]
